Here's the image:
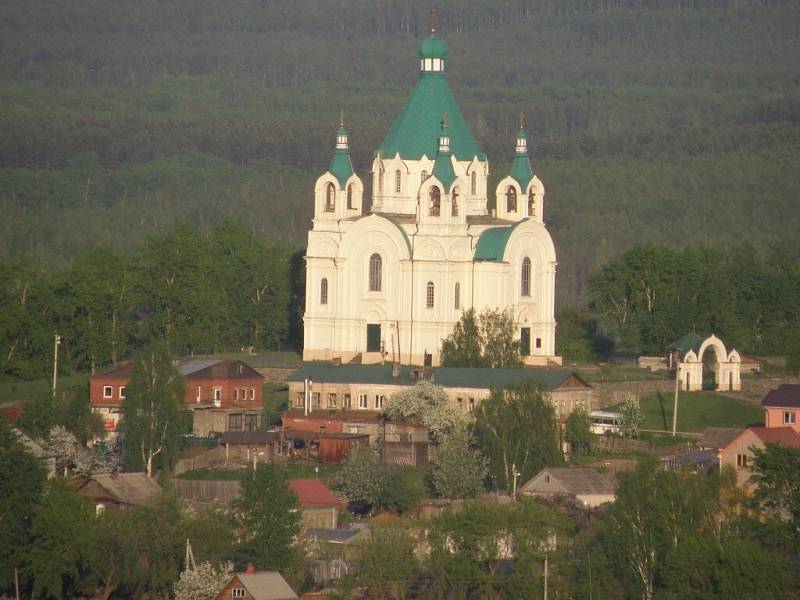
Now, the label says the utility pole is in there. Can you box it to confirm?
[52,334,61,398]
[511,463,520,498]
[671,360,680,436]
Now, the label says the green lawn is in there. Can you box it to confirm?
[0,374,89,405]
[613,392,763,433]
[580,366,667,383]
[176,462,343,481]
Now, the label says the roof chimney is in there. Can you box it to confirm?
[245,563,255,574]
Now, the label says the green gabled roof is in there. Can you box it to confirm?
[432,153,457,190]
[511,154,534,190]
[473,220,527,262]
[667,333,706,359]
[378,74,485,161]
[328,149,354,188]
[288,363,586,392]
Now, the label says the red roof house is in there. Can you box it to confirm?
[761,384,800,434]
[288,479,343,530]
[718,426,800,488]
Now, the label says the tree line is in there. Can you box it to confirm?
[0,222,302,380]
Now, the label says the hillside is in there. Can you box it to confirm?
[1,0,798,302]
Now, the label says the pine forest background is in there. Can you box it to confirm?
[1,0,799,378]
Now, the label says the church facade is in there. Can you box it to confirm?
[303,32,559,367]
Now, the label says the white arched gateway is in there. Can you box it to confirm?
[303,31,559,366]
[670,334,741,392]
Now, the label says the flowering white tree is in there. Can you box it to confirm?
[383,381,465,441]
[44,425,100,477]
[173,562,232,600]
[619,394,643,439]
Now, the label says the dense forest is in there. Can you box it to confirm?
[1,1,798,299]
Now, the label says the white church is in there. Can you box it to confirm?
[303,31,560,367]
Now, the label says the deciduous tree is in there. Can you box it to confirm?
[431,426,488,499]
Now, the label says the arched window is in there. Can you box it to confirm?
[454,282,460,309]
[320,278,328,305]
[369,254,382,292]
[395,170,402,193]
[426,281,435,308]
[421,170,428,184]
[429,186,441,216]
[325,183,335,212]
[471,171,477,195]
[347,184,354,209]
[528,189,535,217]
[452,187,459,217]
[506,186,517,212]
[378,171,384,195]
[521,257,531,297]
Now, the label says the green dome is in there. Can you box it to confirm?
[337,126,348,137]
[419,35,448,59]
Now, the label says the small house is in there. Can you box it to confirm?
[288,479,343,529]
[78,472,162,512]
[761,384,800,433]
[219,431,279,463]
[718,426,800,488]
[215,565,297,600]
[520,467,615,507]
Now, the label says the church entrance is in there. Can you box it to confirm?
[520,327,531,356]
[366,324,382,353]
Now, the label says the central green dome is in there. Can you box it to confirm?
[419,34,448,59]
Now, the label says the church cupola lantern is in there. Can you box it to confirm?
[437,113,451,155]
[335,111,349,151]
[419,13,447,75]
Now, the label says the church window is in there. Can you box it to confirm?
[429,186,441,216]
[369,254,382,292]
[454,282,460,309]
[452,187,459,216]
[426,281,435,308]
[471,171,477,195]
[378,171,384,195]
[421,170,428,183]
[325,183,335,212]
[347,184,354,209]
[521,257,531,297]
[395,170,402,193]
[528,189,535,217]
[320,278,328,305]
[506,186,517,212]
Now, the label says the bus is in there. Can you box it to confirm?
[590,411,622,435]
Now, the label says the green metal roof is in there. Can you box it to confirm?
[419,34,448,59]
[288,363,584,392]
[473,220,527,262]
[667,333,708,359]
[510,129,534,190]
[378,71,485,161]
[328,148,354,188]
[432,153,457,190]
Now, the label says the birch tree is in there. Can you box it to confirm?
[121,342,187,477]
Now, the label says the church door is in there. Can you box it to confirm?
[367,324,381,353]
[520,327,531,356]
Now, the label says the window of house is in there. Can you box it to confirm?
[452,188,459,216]
[358,394,368,409]
[214,388,222,401]
[234,388,239,401]
[328,393,337,408]
[347,184,354,209]
[536,337,542,349]
[470,171,476,195]
[228,414,243,432]
[784,411,796,424]
[454,282,460,309]
[118,386,126,399]
[320,278,328,305]
[232,589,246,599]
[456,397,464,411]
[325,182,335,212]
[312,392,320,408]
[521,257,531,297]
[736,454,749,468]
[506,186,517,212]
[374,394,385,410]
[196,386,202,402]
[528,189,535,217]
[295,392,305,408]
[395,170,402,193]
[249,388,255,400]
[103,386,113,399]
[369,254,382,292]
[468,398,475,414]
[429,186,441,216]
[343,394,352,409]
[244,414,259,431]
[426,281,435,308]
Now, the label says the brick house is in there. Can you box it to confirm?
[761,384,800,433]
[89,359,263,437]
[718,426,800,488]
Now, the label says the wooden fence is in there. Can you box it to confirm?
[173,445,228,475]
[175,479,242,505]
[591,435,699,456]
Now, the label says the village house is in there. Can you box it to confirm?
[215,565,298,600]
[89,358,264,437]
[304,527,368,584]
[218,431,279,463]
[287,363,593,423]
[520,467,616,507]
[761,384,800,433]
[78,472,162,513]
[288,479,343,530]
[717,426,800,487]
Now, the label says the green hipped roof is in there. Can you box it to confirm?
[328,148,354,188]
[419,34,448,59]
[378,73,485,161]
[474,220,527,262]
[289,363,583,392]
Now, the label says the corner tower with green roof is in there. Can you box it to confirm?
[303,30,559,369]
